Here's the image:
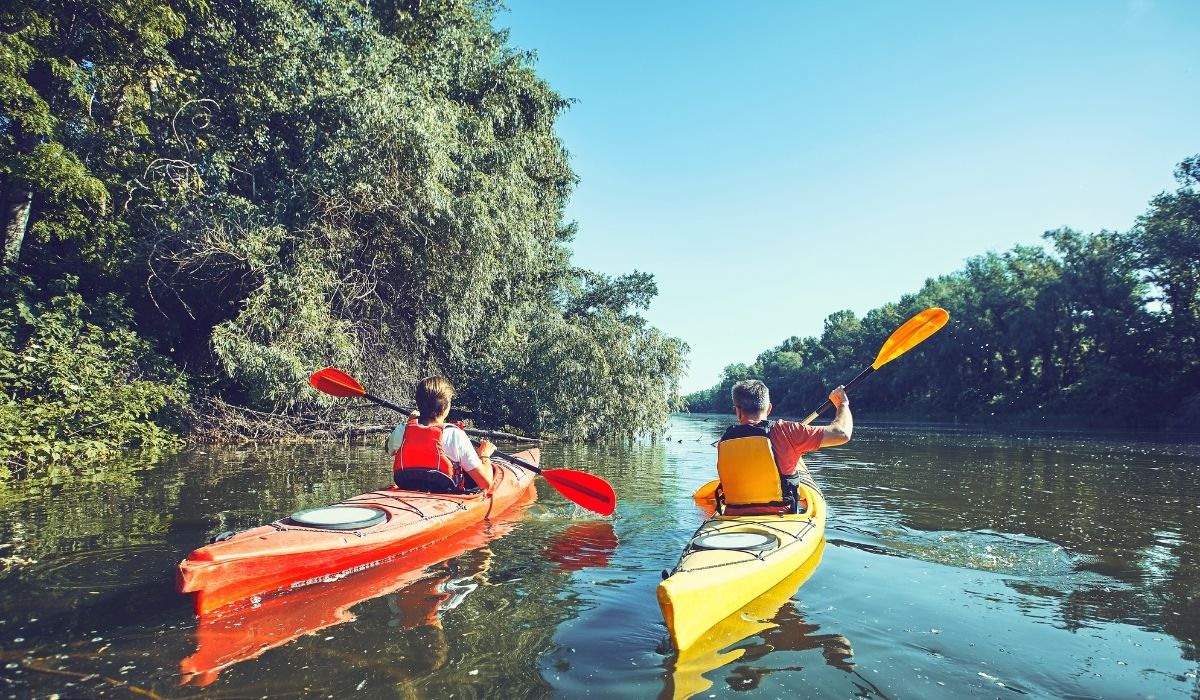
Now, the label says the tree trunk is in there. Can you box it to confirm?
[2,58,53,268]
[1,179,33,266]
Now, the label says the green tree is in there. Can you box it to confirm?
[0,0,188,266]
[2,0,688,464]
[1131,159,1200,371]
[685,156,1200,428]
[0,274,186,469]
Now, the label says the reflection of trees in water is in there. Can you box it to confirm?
[0,452,165,561]
[551,438,670,507]
[822,432,1200,652]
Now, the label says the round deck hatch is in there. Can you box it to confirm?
[288,505,387,530]
[693,530,778,552]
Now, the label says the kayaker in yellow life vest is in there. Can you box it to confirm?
[385,376,496,494]
[718,379,852,514]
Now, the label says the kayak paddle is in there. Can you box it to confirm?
[309,367,617,516]
[692,307,950,501]
[796,306,950,424]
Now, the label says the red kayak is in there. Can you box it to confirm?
[180,497,534,686]
[177,449,540,617]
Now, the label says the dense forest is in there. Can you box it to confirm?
[0,0,687,469]
[686,157,1200,429]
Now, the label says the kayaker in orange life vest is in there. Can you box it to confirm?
[721,379,853,505]
[384,376,496,493]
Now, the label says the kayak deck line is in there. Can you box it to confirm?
[193,496,470,556]
[668,517,819,575]
[261,491,473,536]
[350,490,472,515]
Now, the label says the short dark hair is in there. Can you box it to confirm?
[415,376,454,420]
[731,380,770,416]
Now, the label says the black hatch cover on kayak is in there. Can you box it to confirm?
[288,505,387,530]
[693,530,778,552]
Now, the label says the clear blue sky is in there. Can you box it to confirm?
[497,1,1200,393]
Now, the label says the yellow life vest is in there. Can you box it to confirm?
[716,422,791,515]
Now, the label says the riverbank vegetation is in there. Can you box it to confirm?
[5,1,1196,469]
[686,156,1200,428]
[0,0,686,468]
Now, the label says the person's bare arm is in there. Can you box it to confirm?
[468,439,496,492]
[819,386,853,447]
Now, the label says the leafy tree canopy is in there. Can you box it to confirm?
[1,0,686,466]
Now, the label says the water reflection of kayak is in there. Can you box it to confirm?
[658,483,827,651]
[178,498,533,687]
[177,449,540,617]
[179,503,618,687]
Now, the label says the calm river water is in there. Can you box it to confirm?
[1,413,1198,698]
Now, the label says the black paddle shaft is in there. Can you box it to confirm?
[802,366,874,423]
[363,392,406,414]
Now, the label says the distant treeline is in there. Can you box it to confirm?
[0,0,685,468]
[686,157,1200,429]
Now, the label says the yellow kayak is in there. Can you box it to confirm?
[658,482,826,651]
[668,540,826,700]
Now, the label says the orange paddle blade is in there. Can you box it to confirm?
[872,307,949,369]
[308,367,367,398]
[692,479,720,502]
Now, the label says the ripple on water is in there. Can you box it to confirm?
[25,544,179,591]
[832,525,1113,581]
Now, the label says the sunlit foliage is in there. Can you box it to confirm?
[1,0,685,465]
[0,274,186,471]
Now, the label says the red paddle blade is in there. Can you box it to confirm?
[541,469,617,517]
[308,367,367,398]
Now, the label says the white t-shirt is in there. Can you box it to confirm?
[385,422,483,472]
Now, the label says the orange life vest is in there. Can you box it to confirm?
[393,419,459,483]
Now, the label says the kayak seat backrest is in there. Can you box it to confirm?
[393,468,460,494]
[716,436,791,515]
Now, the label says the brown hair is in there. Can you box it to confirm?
[415,376,455,422]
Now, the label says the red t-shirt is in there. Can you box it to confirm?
[769,420,824,476]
